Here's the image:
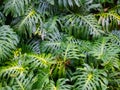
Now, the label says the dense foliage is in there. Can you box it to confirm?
[0,0,120,90]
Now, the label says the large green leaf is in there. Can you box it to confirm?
[62,14,104,39]
[15,7,43,36]
[0,25,19,61]
[4,0,31,17]
[89,37,120,69]
[97,11,120,32]
[72,64,108,90]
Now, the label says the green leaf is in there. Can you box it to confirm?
[72,64,108,90]
[4,0,31,17]
[15,7,43,36]
[62,14,104,39]
[0,25,19,61]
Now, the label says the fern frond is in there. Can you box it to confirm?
[28,54,55,68]
[107,5,120,14]
[37,0,57,16]
[108,72,120,90]
[16,7,43,36]
[109,30,120,46]
[15,72,36,90]
[33,68,50,90]
[44,16,61,33]
[61,42,80,61]
[72,64,108,90]
[20,38,40,54]
[0,61,25,78]
[0,25,19,61]
[41,30,63,53]
[56,0,94,10]
[0,72,37,90]
[62,14,104,39]
[89,37,120,68]
[68,38,91,54]
[55,78,72,90]
[97,11,120,31]
[3,0,31,17]
[42,80,55,90]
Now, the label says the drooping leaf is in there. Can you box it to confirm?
[0,25,19,61]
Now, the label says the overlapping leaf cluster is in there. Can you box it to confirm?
[0,0,120,90]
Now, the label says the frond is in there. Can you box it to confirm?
[15,7,43,36]
[0,52,54,79]
[56,0,93,10]
[55,78,72,90]
[55,0,102,14]
[0,61,25,78]
[108,72,120,90]
[61,41,80,61]
[0,73,37,90]
[37,0,57,16]
[20,38,40,54]
[14,72,36,90]
[0,25,19,61]
[107,5,120,13]
[109,30,120,46]
[89,37,120,68]
[28,53,55,68]
[62,14,104,39]
[57,0,82,8]
[41,30,63,53]
[43,78,72,90]
[0,53,53,90]
[42,31,82,60]
[44,16,61,33]
[32,68,50,90]
[72,64,108,90]
[42,80,55,90]
[68,38,92,54]
[3,0,31,17]
[97,11,120,32]
[40,16,62,43]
